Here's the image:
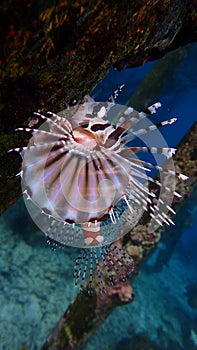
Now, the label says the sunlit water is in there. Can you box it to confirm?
[0,42,196,350]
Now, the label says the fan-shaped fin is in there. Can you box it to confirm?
[74,244,135,292]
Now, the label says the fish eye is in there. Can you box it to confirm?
[90,123,111,132]
[68,98,78,106]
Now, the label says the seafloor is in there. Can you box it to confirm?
[0,187,196,350]
[84,187,197,350]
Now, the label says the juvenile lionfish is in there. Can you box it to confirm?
[9,86,187,292]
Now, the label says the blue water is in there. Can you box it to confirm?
[84,186,197,350]
[0,42,197,350]
[92,43,197,146]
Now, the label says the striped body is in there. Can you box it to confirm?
[9,91,188,290]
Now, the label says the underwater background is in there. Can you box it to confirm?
[0,42,197,350]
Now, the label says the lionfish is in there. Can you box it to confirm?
[9,85,187,292]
